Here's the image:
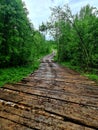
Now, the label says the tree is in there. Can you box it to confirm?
[47,4,98,69]
[0,0,34,67]
[73,5,98,68]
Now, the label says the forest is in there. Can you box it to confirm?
[40,4,98,69]
[40,4,98,81]
[0,0,98,86]
[0,0,51,86]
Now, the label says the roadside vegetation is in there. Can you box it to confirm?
[61,61,98,83]
[40,4,98,82]
[0,0,98,86]
[0,62,39,86]
[0,0,51,86]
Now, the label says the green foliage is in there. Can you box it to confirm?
[83,73,98,82]
[0,61,40,87]
[0,0,33,67]
[33,30,51,58]
[48,4,98,70]
[61,62,81,72]
[0,0,52,86]
[39,22,47,32]
[0,0,49,68]
[61,61,98,82]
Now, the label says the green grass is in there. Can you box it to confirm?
[60,61,98,83]
[61,62,81,72]
[83,73,98,82]
[0,61,40,87]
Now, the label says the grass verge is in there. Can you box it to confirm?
[61,62,98,83]
[83,73,98,83]
[0,61,40,87]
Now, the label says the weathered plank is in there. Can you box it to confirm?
[0,54,98,129]
[0,101,93,130]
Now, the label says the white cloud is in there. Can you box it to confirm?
[69,0,98,14]
[22,0,98,29]
[22,0,68,29]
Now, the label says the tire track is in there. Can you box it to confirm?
[0,53,98,129]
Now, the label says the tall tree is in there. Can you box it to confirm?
[46,4,98,69]
[0,0,34,67]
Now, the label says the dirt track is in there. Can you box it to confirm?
[0,54,98,130]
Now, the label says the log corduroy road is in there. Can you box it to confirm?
[0,54,98,130]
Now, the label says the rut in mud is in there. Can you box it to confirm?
[0,54,98,130]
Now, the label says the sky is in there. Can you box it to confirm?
[22,0,98,29]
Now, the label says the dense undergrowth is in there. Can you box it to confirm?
[41,4,98,80]
[0,0,52,87]
[61,61,98,83]
[53,53,98,83]
[0,60,40,87]
[0,1,98,86]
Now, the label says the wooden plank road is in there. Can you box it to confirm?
[0,54,98,130]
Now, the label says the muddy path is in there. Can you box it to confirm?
[0,54,98,130]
